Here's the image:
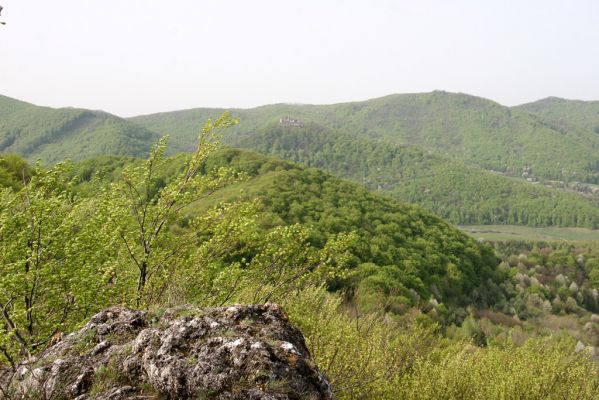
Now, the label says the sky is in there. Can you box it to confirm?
[1,0,598,117]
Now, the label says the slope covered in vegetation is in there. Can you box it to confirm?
[0,95,159,164]
[517,97,599,143]
[70,148,501,311]
[4,92,599,229]
[131,91,599,183]
[1,125,597,398]
[67,150,599,340]
[230,123,599,227]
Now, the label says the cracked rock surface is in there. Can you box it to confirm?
[1,304,332,399]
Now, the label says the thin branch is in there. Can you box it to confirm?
[0,345,16,371]
[119,231,141,270]
[1,300,30,357]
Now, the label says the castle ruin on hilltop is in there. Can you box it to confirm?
[279,116,303,127]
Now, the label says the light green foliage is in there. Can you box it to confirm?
[216,226,356,307]
[166,200,260,306]
[281,285,599,400]
[97,113,240,307]
[0,116,358,367]
[0,162,109,364]
[0,154,32,191]
[393,337,598,400]
[230,224,355,304]
[280,285,442,399]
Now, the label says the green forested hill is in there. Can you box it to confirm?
[4,91,598,182]
[0,95,159,164]
[516,97,599,143]
[231,123,599,227]
[5,92,599,228]
[131,91,599,183]
[67,148,500,309]
[2,120,597,398]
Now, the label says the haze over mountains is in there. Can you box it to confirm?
[2,90,599,397]
[131,91,599,182]
[2,90,599,227]
[4,2,599,395]
[0,95,158,164]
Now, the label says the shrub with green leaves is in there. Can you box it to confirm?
[277,285,599,400]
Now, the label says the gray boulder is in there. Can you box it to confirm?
[1,304,332,399]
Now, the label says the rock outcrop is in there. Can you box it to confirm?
[1,304,332,399]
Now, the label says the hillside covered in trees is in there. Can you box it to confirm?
[4,92,599,228]
[0,95,158,164]
[516,96,599,140]
[66,147,500,310]
[132,91,599,183]
[231,122,599,227]
[1,121,598,397]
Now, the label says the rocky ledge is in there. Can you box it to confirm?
[1,304,332,399]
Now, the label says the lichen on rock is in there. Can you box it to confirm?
[0,304,332,399]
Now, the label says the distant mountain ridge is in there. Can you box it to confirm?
[0,95,159,164]
[516,96,599,141]
[3,91,599,227]
[131,91,599,183]
[230,122,599,227]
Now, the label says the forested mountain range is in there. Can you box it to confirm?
[516,97,599,141]
[66,148,599,334]
[1,109,598,397]
[70,148,501,310]
[3,91,599,227]
[230,122,599,227]
[131,91,599,183]
[0,95,158,164]
[3,146,598,348]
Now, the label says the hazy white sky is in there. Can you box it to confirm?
[1,0,598,116]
